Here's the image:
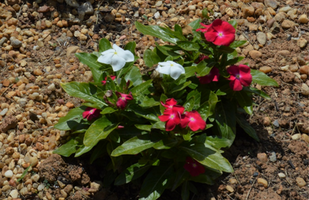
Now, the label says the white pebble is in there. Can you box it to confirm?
[4,170,13,178]
[278,172,286,178]
[38,183,45,191]
[10,189,19,198]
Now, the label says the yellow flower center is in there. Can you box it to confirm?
[190,117,195,122]
[170,114,175,119]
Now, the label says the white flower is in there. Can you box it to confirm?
[97,44,134,71]
[156,61,185,80]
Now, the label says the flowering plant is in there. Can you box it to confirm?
[54,18,277,199]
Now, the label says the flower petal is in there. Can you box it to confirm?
[156,65,170,75]
[204,30,218,43]
[111,56,126,71]
[169,65,185,80]
[122,50,135,62]
[229,79,242,91]
[97,50,115,64]
[227,65,239,76]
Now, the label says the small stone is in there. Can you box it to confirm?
[4,170,13,178]
[301,134,309,144]
[282,20,295,29]
[301,83,309,95]
[33,69,43,76]
[289,65,298,72]
[257,153,268,163]
[296,177,306,187]
[256,32,266,45]
[38,5,50,13]
[291,134,301,140]
[298,14,309,24]
[273,120,279,127]
[259,66,272,73]
[88,181,101,193]
[297,38,307,48]
[31,174,40,182]
[297,56,306,66]
[257,178,268,188]
[249,50,262,59]
[263,116,271,126]
[0,108,8,116]
[0,37,8,47]
[10,189,19,198]
[226,185,234,193]
[278,173,286,178]
[38,183,45,191]
[229,178,237,184]
[264,0,279,9]
[10,37,22,48]
[300,65,309,75]
[269,152,277,162]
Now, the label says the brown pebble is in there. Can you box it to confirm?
[249,50,262,59]
[257,178,268,188]
[259,66,272,73]
[257,153,268,163]
[33,69,43,76]
[296,177,306,187]
[299,65,309,75]
[2,79,10,87]
[65,102,74,108]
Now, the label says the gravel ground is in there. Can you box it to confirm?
[0,0,309,199]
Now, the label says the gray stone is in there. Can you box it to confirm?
[269,152,277,162]
[256,32,267,45]
[264,0,279,9]
[10,37,22,48]
[0,37,7,46]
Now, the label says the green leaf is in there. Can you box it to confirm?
[131,80,153,95]
[54,107,85,130]
[205,136,231,149]
[125,65,143,86]
[251,69,279,86]
[135,124,152,132]
[181,181,190,200]
[135,21,179,44]
[170,81,191,94]
[84,116,118,147]
[144,49,161,67]
[115,163,150,185]
[214,101,236,147]
[17,165,32,182]
[185,66,196,78]
[75,53,103,84]
[177,41,199,51]
[229,40,247,48]
[61,82,107,107]
[245,87,271,100]
[198,91,218,121]
[140,96,160,108]
[53,136,79,157]
[153,137,178,150]
[128,104,160,122]
[180,143,233,173]
[235,90,253,115]
[124,41,136,55]
[202,8,210,19]
[139,164,173,200]
[189,19,202,30]
[111,135,158,156]
[236,115,260,141]
[101,107,117,115]
[75,145,93,157]
[228,20,237,29]
[99,38,112,52]
[89,141,107,164]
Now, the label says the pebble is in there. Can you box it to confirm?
[9,189,19,198]
[264,0,279,9]
[300,65,309,75]
[0,37,8,46]
[296,177,306,187]
[249,50,262,59]
[273,120,279,127]
[226,185,234,193]
[297,38,307,48]
[257,153,268,163]
[289,65,298,72]
[291,133,301,140]
[257,178,268,188]
[0,108,8,116]
[229,178,237,184]
[298,14,309,24]
[278,173,286,178]
[269,152,277,162]
[10,37,22,48]
[4,170,13,178]
[256,32,266,45]
[301,83,309,95]
[259,66,272,73]
[301,134,309,144]
[281,20,295,28]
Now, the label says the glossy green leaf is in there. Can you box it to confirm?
[101,107,116,115]
[251,69,279,86]
[229,40,247,48]
[75,145,93,157]
[153,137,178,150]
[115,163,150,185]
[124,41,136,55]
[189,19,202,30]
[245,87,271,100]
[228,20,237,29]
[53,136,79,157]
[236,115,260,141]
[185,66,196,78]
[131,80,153,95]
[205,136,231,149]
[198,91,218,121]
[135,21,179,44]
[144,49,161,67]
[177,41,199,51]
[54,106,85,130]
[99,38,112,52]
[135,124,152,132]
[139,165,173,200]
[111,135,158,156]
[180,143,233,173]
[128,105,159,121]
[125,65,143,86]
[214,101,236,147]
[61,82,107,107]
[235,90,253,115]
[75,53,103,84]
[84,116,118,147]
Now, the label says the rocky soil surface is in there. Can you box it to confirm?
[0,0,309,199]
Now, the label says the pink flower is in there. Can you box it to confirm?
[102,75,116,85]
[158,108,182,131]
[82,107,101,121]
[199,19,235,46]
[196,23,210,33]
[198,67,220,84]
[227,65,252,91]
[181,111,206,131]
[195,54,209,64]
[161,98,184,113]
[184,157,205,177]
[116,92,133,109]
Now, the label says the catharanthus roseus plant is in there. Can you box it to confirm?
[54,18,278,200]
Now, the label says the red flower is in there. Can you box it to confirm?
[161,98,185,113]
[227,65,252,91]
[184,157,205,177]
[198,67,220,84]
[158,108,182,131]
[196,23,210,33]
[82,107,101,121]
[181,111,206,131]
[116,92,133,109]
[102,75,116,85]
[199,19,235,46]
[195,54,209,64]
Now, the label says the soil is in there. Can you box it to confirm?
[1,0,309,200]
